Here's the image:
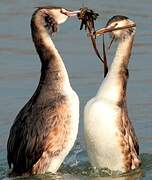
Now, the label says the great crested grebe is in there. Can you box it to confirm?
[84,15,141,173]
[7,7,80,176]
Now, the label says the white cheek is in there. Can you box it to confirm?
[56,15,68,24]
[112,19,135,38]
[113,30,123,38]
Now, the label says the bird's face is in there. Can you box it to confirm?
[41,7,80,25]
[95,15,136,40]
[35,7,80,34]
[107,16,136,39]
[47,8,68,24]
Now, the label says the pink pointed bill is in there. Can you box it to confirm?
[95,23,136,37]
[61,8,81,17]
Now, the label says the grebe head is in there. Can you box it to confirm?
[106,15,136,39]
[32,7,80,34]
[37,7,80,24]
[95,15,136,39]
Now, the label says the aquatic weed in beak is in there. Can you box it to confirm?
[77,7,108,77]
[77,7,99,32]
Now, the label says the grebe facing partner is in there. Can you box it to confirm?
[7,7,80,176]
[84,16,141,173]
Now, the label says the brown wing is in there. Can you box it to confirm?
[120,100,141,171]
[7,95,71,175]
[122,100,139,155]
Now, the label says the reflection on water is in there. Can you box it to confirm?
[0,0,152,179]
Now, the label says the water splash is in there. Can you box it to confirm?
[59,142,144,178]
[1,145,152,179]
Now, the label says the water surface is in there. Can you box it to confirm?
[0,0,152,179]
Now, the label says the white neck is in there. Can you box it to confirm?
[96,35,134,104]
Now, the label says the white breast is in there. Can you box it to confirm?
[84,97,125,172]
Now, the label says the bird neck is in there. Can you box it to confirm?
[31,10,71,93]
[96,35,134,105]
[110,35,134,73]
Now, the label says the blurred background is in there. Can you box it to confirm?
[0,0,152,179]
